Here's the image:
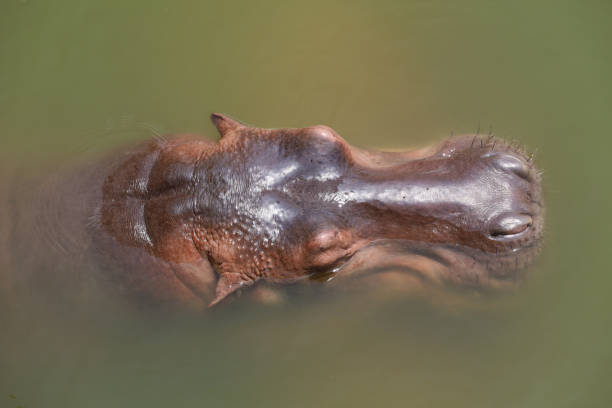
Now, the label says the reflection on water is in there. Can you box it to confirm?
[1,0,611,407]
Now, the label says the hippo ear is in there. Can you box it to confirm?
[208,272,255,307]
[210,113,245,138]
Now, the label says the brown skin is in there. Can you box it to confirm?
[84,113,543,309]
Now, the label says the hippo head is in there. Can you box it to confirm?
[101,113,544,307]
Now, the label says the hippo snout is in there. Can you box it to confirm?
[481,148,543,245]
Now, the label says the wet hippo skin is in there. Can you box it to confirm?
[84,113,543,309]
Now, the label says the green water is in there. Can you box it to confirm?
[1,1,611,407]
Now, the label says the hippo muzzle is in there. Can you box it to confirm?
[99,113,544,307]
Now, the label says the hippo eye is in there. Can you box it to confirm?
[304,125,342,144]
[301,126,352,162]
[306,229,352,270]
[490,214,532,238]
[307,246,352,283]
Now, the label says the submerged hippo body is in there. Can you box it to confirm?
[4,114,544,309]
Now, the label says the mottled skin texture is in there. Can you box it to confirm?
[92,113,543,308]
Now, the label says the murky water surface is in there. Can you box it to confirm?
[1,1,611,407]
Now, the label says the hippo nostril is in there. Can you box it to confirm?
[490,214,532,238]
[484,152,531,180]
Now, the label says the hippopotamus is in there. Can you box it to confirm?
[2,113,544,310]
